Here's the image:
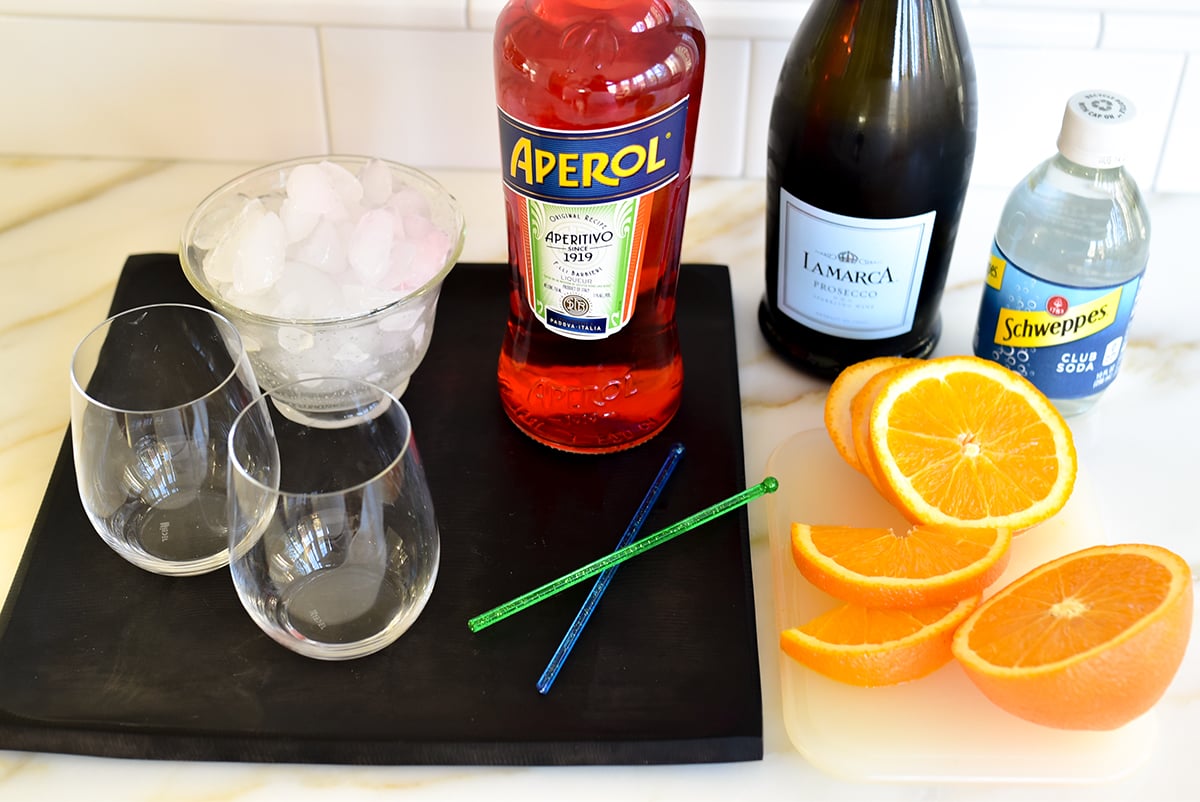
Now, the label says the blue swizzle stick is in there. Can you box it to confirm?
[536,442,685,694]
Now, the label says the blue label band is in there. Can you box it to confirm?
[973,241,1144,399]
[499,99,688,204]
[546,309,607,335]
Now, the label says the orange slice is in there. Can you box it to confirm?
[952,543,1193,730]
[791,522,1012,609]
[824,357,913,472]
[850,363,915,499]
[866,355,1077,531]
[782,595,978,686]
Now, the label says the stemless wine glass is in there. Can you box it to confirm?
[227,378,440,660]
[69,303,259,576]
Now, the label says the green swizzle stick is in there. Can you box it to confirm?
[468,476,779,633]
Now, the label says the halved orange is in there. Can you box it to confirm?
[782,595,978,686]
[824,357,913,472]
[791,522,1012,609]
[865,356,1077,531]
[952,543,1193,730]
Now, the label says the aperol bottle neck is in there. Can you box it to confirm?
[525,0,678,31]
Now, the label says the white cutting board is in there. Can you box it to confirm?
[764,428,1156,784]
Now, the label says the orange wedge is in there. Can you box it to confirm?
[952,543,1193,730]
[782,595,978,686]
[865,356,1077,531]
[824,357,913,472]
[791,522,1012,609]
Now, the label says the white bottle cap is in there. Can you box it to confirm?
[1056,90,1137,169]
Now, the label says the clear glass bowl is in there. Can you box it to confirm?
[180,155,465,420]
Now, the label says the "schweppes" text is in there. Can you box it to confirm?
[992,287,1122,348]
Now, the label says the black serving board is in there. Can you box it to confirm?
[0,255,761,765]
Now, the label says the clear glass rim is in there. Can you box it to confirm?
[179,154,467,328]
[228,377,414,499]
[69,302,250,415]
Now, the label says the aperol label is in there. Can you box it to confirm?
[498,100,688,339]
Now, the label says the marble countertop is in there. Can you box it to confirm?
[0,157,1196,801]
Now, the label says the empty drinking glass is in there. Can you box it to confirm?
[227,378,440,660]
[69,303,259,575]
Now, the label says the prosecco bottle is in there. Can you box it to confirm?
[760,0,977,378]
[493,0,705,453]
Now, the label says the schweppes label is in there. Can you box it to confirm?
[973,241,1144,400]
[993,288,1121,348]
[497,99,690,340]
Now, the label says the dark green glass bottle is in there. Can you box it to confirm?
[760,0,977,378]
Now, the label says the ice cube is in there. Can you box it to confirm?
[280,196,320,244]
[232,210,288,295]
[223,283,282,316]
[204,197,267,284]
[278,326,314,353]
[289,218,348,275]
[333,341,371,364]
[379,239,417,291]
[358,160,394,208]
[398,212,435,241]
[285,162,339,216]
[406,228,453,288]
[348,208,396,285]
[273,261,346,319]
[320,160,365,209]
[387,187,431,219]
[192,193,250,250]
[410,321,427,346]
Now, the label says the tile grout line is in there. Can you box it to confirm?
[315,24,334,153]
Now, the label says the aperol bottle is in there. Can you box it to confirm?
[493,0,706,453]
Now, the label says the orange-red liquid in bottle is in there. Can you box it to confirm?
[493,0,706,453]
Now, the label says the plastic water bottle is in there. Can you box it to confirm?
[972,90,1150,416]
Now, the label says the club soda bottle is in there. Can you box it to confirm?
[493,0,705,453]
[972,90,1150,416]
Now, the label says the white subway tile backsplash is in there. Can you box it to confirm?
[973,48,1182,190]
[322,28,497,169]
[0,1,1196,193]
[963,8,1102,48]
[981,0,1200,10]
[743,38,788,180]
[472,0,812,38]
[323,25,747,177]
[0,0,468,27]
[1102,13,1200,50]
[695,38,753,177]
[468,1,506,30]
[0,16,327,161]
[690,1,810,40]
[1157,55,1200,194]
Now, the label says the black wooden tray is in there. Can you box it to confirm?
[0,255,761,765]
